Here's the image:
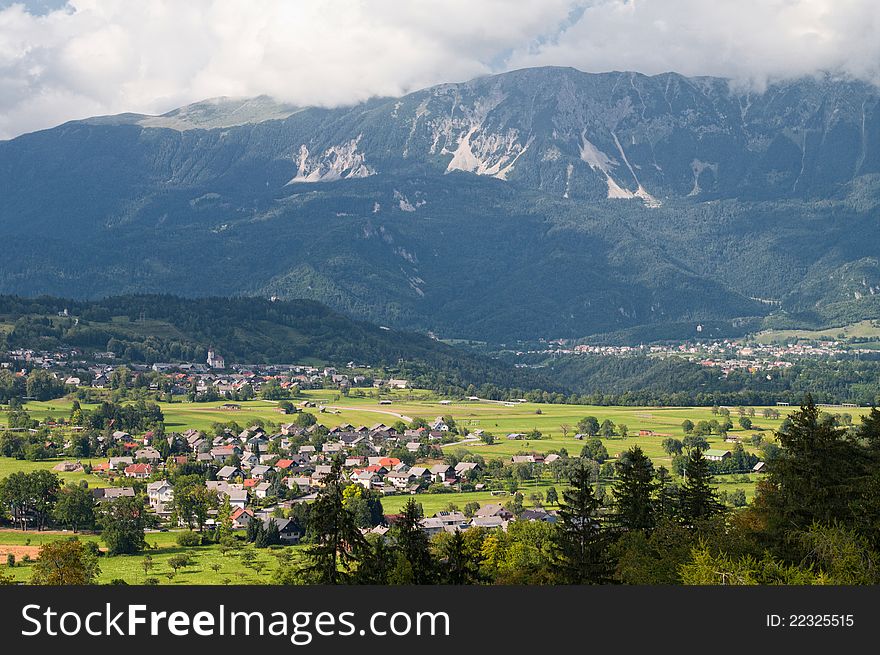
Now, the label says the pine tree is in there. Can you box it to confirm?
[392,498,435,584]
[251,520,266,546]
[440,529,482,584]
[246,515,261,542]
[612,446,658,532]
[550,461,611,584]
[354,535,394,584]
[679,448,723,524]
[297,460,367,584]
[654,466,680,521]
[762,395,867,532]
[264,518,281,547]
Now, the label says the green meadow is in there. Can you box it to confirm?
[0,529,301,585]
[9,391,868,475]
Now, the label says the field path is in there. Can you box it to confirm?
[324,406,414,422]
[442,436,480,447]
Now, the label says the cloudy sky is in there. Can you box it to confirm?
[1,0,878,139]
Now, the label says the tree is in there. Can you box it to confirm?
[545,487,559,506]
[599,419,616,438]
[98,494,150,555]
[391,498,435,584]
[31,538,100,585]
[463,501,481,517]
[0,470,60,531]
[730,489,747,507]
[172,474,217,531]
[682,419,694,434]
[682,434,709,453]
[247,518,265,544]
[215,494,234,543]
[54,483,96,533]
[758,396,868,538]
[738,416,753,430]
[559,424,572,438]
[439,530,482,584]
[550,462,611,584]
[296,461,367,584]
[618,424,628,439]
[679,449,723,524]
[168,554,192,575]
[257,519,281,548]
[612,446,658,532]
[580,438,608,463]
[661,438,683,456]
[577,416,600,437]
[352,534,395,585]
[26,369,68,402]
[142,554,153,577]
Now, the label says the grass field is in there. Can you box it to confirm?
[9,392,869,474]
[0,529,301,585]
[0,457,110,488]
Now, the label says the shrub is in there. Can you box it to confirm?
[176,531,202,547]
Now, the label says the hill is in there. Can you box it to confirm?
[0,294,555,393]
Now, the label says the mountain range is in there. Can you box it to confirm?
[2,66,879,342]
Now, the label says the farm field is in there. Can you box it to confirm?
[0,529,301,585]
[10,392,870,473]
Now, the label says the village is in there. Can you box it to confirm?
[52,414,560,544]
[522,335,880,375]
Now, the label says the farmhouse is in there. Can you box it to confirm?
[124,463,152,479]
[704,449,732,461]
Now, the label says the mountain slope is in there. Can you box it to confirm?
[1,67,879,341]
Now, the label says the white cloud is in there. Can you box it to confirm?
[0,0,878,139]
[509,0,880,91]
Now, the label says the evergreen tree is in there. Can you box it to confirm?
[858,406,880,455]
[264,518,281,547]
[550,462,611,584]
[392,498,435,584]
[440,529,482,584]
[654,466,680,521]
[296,460,367,584]
[354,535,394,584]
[253,521,268,548]
[612,446,658,532]
[246,515,262,543]
[759,396,870,536]
[679,448,723,524]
